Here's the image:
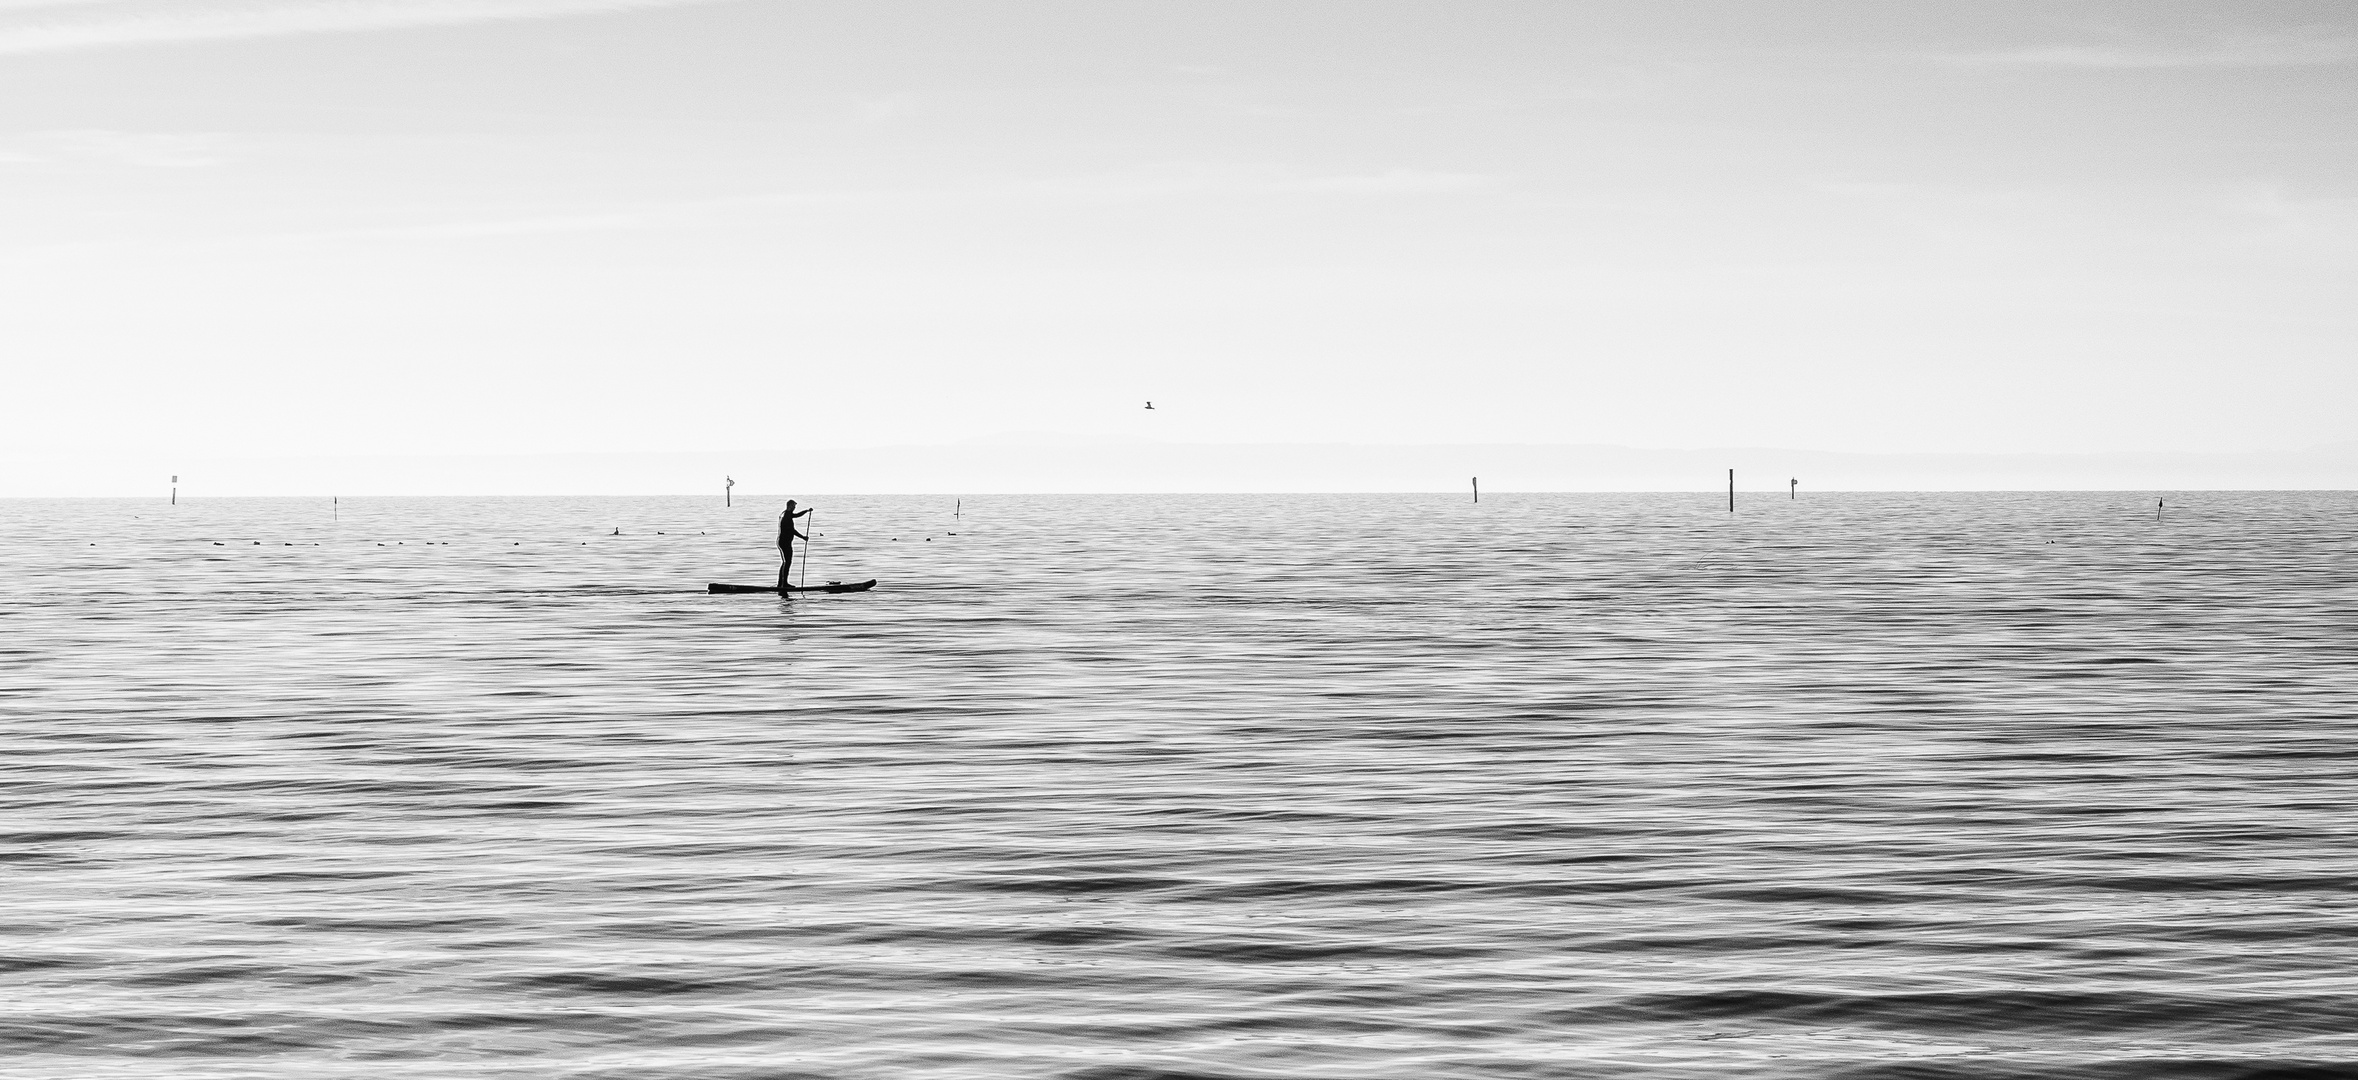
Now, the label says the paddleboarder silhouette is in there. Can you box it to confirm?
[777,501,811,591]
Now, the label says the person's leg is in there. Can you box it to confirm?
[777,543,794,592]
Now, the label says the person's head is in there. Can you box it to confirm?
[784,500,797,513]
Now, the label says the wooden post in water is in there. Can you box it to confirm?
[171,475,177,505]
[725,476,734,507]
[1790,478,1797,500]
[1472,477,1479,504]
[955,498,961,520]
[1728,469,1734,512]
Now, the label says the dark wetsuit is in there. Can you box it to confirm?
[777,506,810,591]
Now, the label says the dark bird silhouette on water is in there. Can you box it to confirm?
[777,500,812,592]
[1145,401,1154,409]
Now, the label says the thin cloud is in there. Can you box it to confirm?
[0,129,225,167]
[1015,164,1499,204]
[317,170,1500,243]
[1278,169,1493,195]
[0,0,734,55]
[1957,32,2358,69]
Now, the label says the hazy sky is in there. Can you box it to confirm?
[2,0,2350,462]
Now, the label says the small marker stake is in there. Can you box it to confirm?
[1790,478,1797,500]
[1728,469,1735,512]
[171,475,177,505]
[1472,477,1479,504]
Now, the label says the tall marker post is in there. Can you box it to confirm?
[725,476,734,507]
[1790,478,1797,500]
[1728,469,1734,512]
[1472,477,1479,504]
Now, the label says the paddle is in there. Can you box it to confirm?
[800,510,814,590]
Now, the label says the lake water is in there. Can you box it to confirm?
[4,492,2355,1079]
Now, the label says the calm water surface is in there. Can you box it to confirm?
[3,492,2355,1079]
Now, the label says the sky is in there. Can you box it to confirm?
[1,0,2351,473]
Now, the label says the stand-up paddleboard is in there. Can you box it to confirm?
[709,579,877,595]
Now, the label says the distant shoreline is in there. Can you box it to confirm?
[4,442,2353,498]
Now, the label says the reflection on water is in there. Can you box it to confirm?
[3,492,2355,1078]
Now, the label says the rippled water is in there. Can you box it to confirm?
[4,492,2356,1079]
